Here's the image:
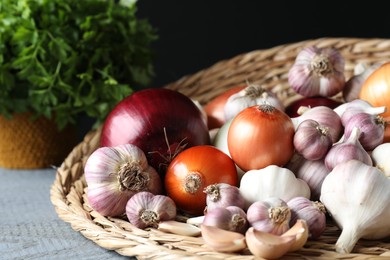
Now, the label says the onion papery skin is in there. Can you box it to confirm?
[100,88,210,177]
[227,104,295,172]
[359,61,390,118]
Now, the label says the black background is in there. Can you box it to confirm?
[136,1,389,88]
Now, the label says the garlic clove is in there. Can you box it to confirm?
[158,220,201,237]
[371,143,390,177]
[186,215,205,226]
[245,227,296,259]
[200,224,247,253]
[281,219,309,252]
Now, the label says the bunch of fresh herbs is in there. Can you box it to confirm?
[0,0,157,129]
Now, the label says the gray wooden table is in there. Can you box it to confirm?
[0,168,133,260]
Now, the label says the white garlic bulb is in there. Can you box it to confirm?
[288,45,345,97]
[224,83,284,121]
[246,197,291,235]
[320,160,390,254]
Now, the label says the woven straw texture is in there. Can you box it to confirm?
[51,37,390,259]
[0,113,77,169]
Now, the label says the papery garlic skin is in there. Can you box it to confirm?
[288,46,345,97]
[246,197,291,235]
[85,144,163,217]
[245,227,296,259]
[334,98,387,121]
[291,106,342,143]
[287,197,326,239]
[202,206,249,234]
[285,153,330,201]
[204,183,245,212]
[371,143,390,177]
[126,191,176,229]
[320,160,390,254]
[239,165,311,209]
[324,127,372,171]
[293,119,332,160]
[342,112,385,151]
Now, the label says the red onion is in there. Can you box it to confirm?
[100,88,210,177]
[285,96,343,118]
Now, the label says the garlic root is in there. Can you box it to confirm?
[334,225,360,254]
[200,224,246,253]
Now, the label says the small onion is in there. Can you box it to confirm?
[165,145,238,216]
[228,104,295,171]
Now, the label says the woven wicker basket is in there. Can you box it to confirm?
[0,113,77,169]
[50,37,390,259]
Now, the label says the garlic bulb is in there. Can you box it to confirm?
[291,105,342,143]
[239,165,311,209]
[371,142,390,177]
[293,119,332,160]
[224,83,284,121]
[202,206,249,234]
[324,127,372,171]
[288,45,345,97]
[246,197,291,235]
[334,98,387,120]
[84,144,163,217]
[204,183,245,212]
[126,191,177,229]
[287,196,327,239]
[320,160,390,254]
[286,153,330,201]
[342,112,386,151]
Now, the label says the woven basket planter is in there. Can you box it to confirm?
[50,37,390,259]
[0,113,78,169]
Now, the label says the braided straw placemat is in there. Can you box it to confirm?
[51,37,390,259]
